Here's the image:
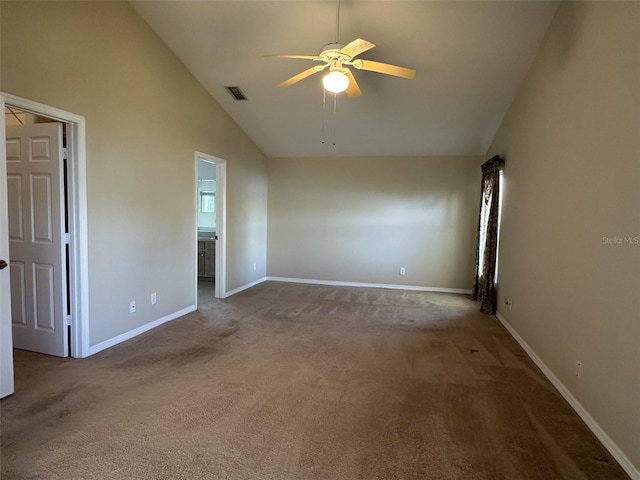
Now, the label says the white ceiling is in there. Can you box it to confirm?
[131,1,559,158]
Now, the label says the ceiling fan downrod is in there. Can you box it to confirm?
[335,0,341,43]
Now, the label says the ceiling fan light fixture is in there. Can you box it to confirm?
[323,70,349,94]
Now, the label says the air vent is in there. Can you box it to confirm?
[225,86,248,101]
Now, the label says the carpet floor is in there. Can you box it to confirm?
[0,281,629,480]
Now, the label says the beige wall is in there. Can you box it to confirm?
[488,1,640,470]
[268,156,482,290]
[1,1,268,346]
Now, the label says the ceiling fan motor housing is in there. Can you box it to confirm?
[320,43,351,64]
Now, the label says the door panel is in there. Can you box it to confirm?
[7,123,68,357]
[10,262,27,326]
[31,174,54,242]
[5,137,20,159]
[34,263,56,330]
[7,175,23,240]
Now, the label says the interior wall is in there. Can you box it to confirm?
[267,156,482,289]
[1,1,268,346]
[487,1,640,471]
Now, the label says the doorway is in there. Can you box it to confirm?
[0,93,90,398]
[194,152,226,305]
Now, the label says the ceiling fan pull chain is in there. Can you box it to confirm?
[333,92,337,146]
[321,88,327,145]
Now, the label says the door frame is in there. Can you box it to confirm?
[1,92,90,359]
[194,152,227,303]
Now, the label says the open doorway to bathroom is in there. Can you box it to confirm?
[195,152,226,305]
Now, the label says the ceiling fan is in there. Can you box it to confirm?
[265,1,416,98]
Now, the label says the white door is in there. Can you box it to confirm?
[6,123,68,357]
[0,108,14,397]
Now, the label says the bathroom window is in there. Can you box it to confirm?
[200,192,215,213]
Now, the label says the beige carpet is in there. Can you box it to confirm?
[0,282,629,479]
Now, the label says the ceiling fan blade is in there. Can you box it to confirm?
[339,38,376,59]
[344,69,362,98]
[277,66,324,88]
[354,59,416,79]
[264,54,319,60]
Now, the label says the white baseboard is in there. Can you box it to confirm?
[223,277,268,298]
[88,305,197,356]
[495,312,639,480]
[266,276,472,295]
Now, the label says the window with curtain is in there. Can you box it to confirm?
[471,155,504,314]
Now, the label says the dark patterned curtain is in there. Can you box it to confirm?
[471,155,504,314]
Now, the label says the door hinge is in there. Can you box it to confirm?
[65,315,72,327]
[64,233,70,244]
[62,147,68,160]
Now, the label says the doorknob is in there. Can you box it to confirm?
[0,260,7,270]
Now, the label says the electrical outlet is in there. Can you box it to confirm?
[505,297,513,310]
[129,301,136,314]
[399,267,406,276]
[151,293,157,305]
[253,263,257,271]
[575,361,582,378]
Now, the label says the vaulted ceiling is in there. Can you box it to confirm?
[131,1,559,158]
